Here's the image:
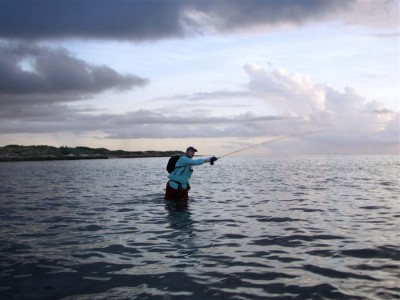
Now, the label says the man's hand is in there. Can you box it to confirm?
[210,156,218,165]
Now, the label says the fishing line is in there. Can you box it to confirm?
[218,130,325,159]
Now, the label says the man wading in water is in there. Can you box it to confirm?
[165,146,217,201]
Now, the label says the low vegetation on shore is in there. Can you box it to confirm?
[0,145,183,162]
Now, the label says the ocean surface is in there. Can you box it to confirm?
[0,155,399,300]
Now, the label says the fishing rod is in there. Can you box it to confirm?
[217,130,324,159]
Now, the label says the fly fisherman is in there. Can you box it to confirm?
[165,146,217,201]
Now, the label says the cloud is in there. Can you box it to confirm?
[0,0,397,41]
[1,58,397,151]
[242,63,399,151]
[0,42,148,96]
[0,33,397,154]
[0,105,289,136]
[0,0,185,41]
[0,1,397,154]
[341,0,400,28]
[184,0,351,33]
[157,90,254,102]
[244,63,326,116]
[0,42,149,120]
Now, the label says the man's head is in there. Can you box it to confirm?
[186,146,197,158]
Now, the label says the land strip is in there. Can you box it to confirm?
[0,145,183,162]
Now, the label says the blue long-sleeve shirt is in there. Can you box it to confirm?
[168,155,208,189]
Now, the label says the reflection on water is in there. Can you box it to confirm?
[0,155,399,299]
[165,199,189,213]
[165,200,199,262]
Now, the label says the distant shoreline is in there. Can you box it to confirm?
[0,155,173,162]
[0,145,183,162]
[0,156,108,162]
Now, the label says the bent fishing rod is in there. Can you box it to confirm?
[216,130,324,160]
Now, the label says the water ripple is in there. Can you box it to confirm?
[0,155,399,299]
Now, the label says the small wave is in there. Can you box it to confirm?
[302,264,378,281]
[338,245,400,260]
[1,155,399,299]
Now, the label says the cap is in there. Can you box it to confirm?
[186,146,198,152]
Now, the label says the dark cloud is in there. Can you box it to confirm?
[0,0,185,41]
[0,105,290,136]
[189,0,350,32]
[0,0,355,41]
[0,98,97,120]
[0,104,91,133]
[110,110,286,125]
[0,42,148,96]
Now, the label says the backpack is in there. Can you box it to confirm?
[166,155,182,173]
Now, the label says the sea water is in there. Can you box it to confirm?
[0,155,399,300]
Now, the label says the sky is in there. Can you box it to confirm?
[0,0,399,156]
